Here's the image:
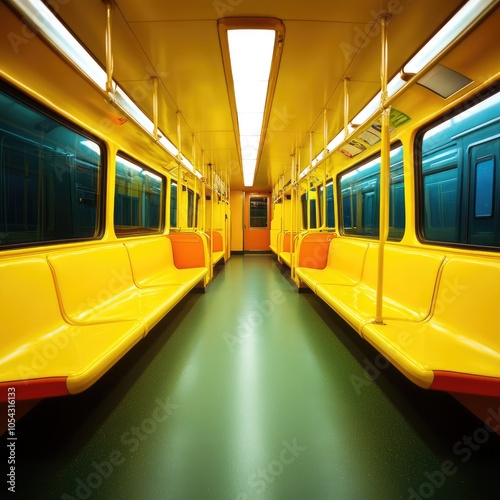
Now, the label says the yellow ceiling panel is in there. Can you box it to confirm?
[42,0,473,190]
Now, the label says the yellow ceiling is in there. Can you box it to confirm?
[43,0,467,190]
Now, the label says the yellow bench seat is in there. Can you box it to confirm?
[279,231,298,267]
[362,257,500,395]
[315,244,444,332]
[0,258,144,399]
[296,238,368,291]
[125,237,207,290]
[49,243,201,331]
[1,234,209,401]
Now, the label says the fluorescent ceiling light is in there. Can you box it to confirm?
[234,82,269,112]
[179,154,204,180]
[404,0,497,75]
[350,74,405,126]
[340,0,494,158]
[327,131,345,153]
[114,86,154,135]
[238,113,264,135]
[243,158,257,186]
[228,29,276,187]
[158,136,179,158]
[8,0,204,181]
[301,0,495,180]
[9,0,106,90]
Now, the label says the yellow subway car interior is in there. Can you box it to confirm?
[1,1,500,499]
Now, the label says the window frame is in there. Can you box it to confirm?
[338,141,404,240]
[0,81,106,250]
[415,81,500,250]
[114,151,165,237]
[249,195,269,229]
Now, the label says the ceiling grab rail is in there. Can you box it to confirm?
[152,77,159,141]
[104,0,114,95]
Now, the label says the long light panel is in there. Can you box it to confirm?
[299,0,499,180]
[7,0,203,180]
[220,18,285,188]
[228,29,275,186]
[403,0,499,75]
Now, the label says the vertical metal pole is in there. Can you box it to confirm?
[375,14,392,324]
[307,132,313,231]
[322,108,328,229]
[192,135,197,228]
[152,77,159,141]
[210,163,214,279]
[104,0,114,95]
[176,111,182,229]
[176,110,182,158]
[201,150,206,232]
[343,78,350,140]
[342,78,351,234]
[225,165,230,260]
[290,153,296,278]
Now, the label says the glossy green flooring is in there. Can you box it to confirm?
[5,255,500,499]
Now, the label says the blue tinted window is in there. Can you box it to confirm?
[339,145,404,240]
[0,87,103,248]
[419,86,500,247]
[475,158,494,218]
[170,181,177,227]
[423,168,458,242]
[318,182,335,228]
[114,154,163,235]
[301,191,317,229]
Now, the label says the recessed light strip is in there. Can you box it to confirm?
[299,0,498,180]
[228,29,276,187]
[7,0,203,180]
[403,0,498,75]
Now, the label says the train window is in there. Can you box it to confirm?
[301,189,317,229]
[474,158,494,218]
[418,83,500,248]
[0,85,104,248]
[249,196,268,228]
[114,153,164,236]
[318,181,335,229]
[187,188,199,228]
[170,181,177,228]
[339,144,405,240]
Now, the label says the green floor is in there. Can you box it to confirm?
[5,255,500,499]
